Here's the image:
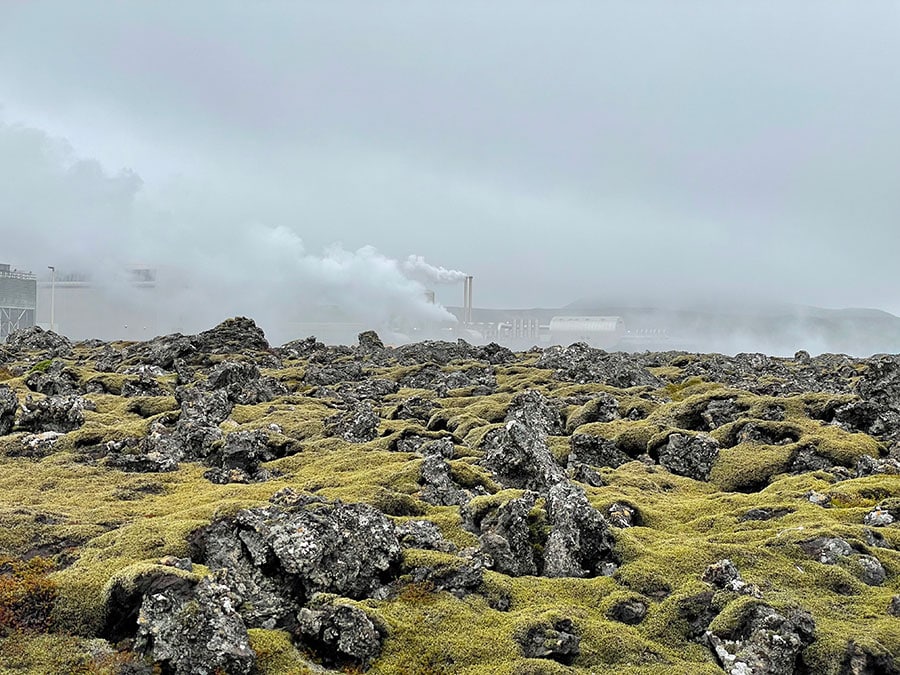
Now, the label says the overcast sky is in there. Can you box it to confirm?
[1,1,898,317]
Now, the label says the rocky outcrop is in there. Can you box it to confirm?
[0,385,17,435]
[4,326,72,358]
[535,342,661,388]
[481,420,564,491]
[516,618,580,664]
[324,401,380,443]
[135,570,256,675]
[17,394,93,433]
[657,432,719,481]
[295,595,383,668]
[706,605,816,675]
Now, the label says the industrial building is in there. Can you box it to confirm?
[0,264,37,341]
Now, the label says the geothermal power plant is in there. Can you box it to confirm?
[0,263,639,350]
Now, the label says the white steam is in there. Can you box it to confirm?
[0,120,460,342]
[401,254,469,284]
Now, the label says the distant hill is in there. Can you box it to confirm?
[566,299,900,356]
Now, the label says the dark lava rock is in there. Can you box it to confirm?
[17,394,94,433]
[0,385,17,435]
[856,454,900,477]
[566,393,620,432]
[840,641,899,675]
[798,536,853,565]
[543,482,615,578]
[701,398,747,430]
[103,567,196,643]
[135,570,256,675]
[295,595,383,668]
[396,520,457,553]
[357,329,385,354]
[24,360,82,396]
[657,432,719,481]
[569,433,632,469]
[567,462,606,487]
[735,422,799,446]
[505,389,563,436]
[395,339,514,366]
[125,333,197,370]
[193,316,270,355]
[471,492,541,577]
[516,618,580,665]
[277,336,326,360]
[392,396,439,423]
[304,361,365,387]
[398,364,448,394]
[535,342,661,388]
[606,502,637,528]
[481,420,564,492]
[889,596,900,617]
[419,454,469,507]
[120,375,168,398]
[608,598,648,625]
[702,559,760,596]
[706,605,815,675]
[324,401,380,443]
[4,326,72,357]
[198,491,401,602]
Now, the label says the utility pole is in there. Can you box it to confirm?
[47,266,56,333]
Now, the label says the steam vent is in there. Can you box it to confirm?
[0,317,898,673]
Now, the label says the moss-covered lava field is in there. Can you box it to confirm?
[0,318,897,674]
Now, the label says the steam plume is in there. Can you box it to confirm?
[401,255,469,284]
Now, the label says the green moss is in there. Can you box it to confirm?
[248,628,318,674]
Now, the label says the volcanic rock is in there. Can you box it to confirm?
[516,618,580,664]
[0,385,17,435]
[17,394,93,433]
[135,570,256,675]
[295,595,383,668]
[657,432,719,481]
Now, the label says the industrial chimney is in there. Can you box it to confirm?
[463,276,473,325]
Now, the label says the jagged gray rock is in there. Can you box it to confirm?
[657,432,720,481]
[481,420,564,491]
[535,342,661,388]
[324,401,379,443]
[17,394,93,433]
[543,481,615,578]
[295,595,383,667]
[135,570,256,675]
[4,326,72,357]
[706,605,815,675]
[0,385,17,435]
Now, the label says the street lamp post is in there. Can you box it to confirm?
[47,266,56,333]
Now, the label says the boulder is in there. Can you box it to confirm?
[516,618,580,665]
[135,570,256,675]
[193,317,270,355]
[419,454,469,507]
[18,394,93,433]
[608,599,648,625]
[657,433,719,481]
[543,482,615,578]
[324,401,380,443]
[24,360,82,396]
[295,595,383,668]
[473,492,541,577]
[481,420,564,492]
[535,342,661,388]
[569,433,631,469]
[4,326,71,357]
[0,385,17,435]
[706,605,815,675]
[198,492,401,601]
[505,389,563,436]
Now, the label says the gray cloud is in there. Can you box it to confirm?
[1,1,899,328]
